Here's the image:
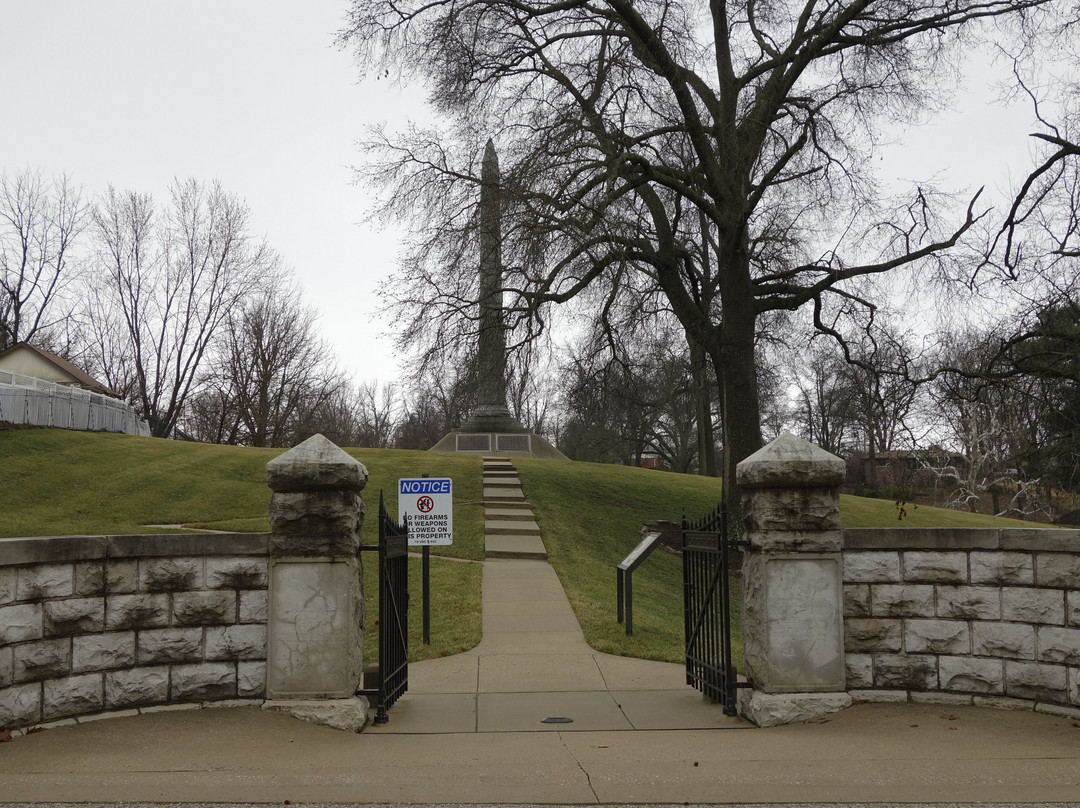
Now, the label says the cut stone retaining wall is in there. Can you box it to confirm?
[843,527,1080,716]
[0,532,270,731]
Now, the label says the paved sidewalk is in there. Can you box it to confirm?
[374,557,743,733]
[372,455,739,734]
[2,458,1080,804]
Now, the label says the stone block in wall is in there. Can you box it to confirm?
[205,624,266,661]
[74,561,105,596]
[742,486,841,534]
[14,638,70,683]
[973,621,1035,659]
[138,627,204,665]
[0,683,42,727]
[172,591,236,626]
[970,552,1034,586]
[0,567,17,604]
[206,558,268,590]
[845,618,902,653]
[105,593,169,631]
[0,603,43,643]
[141,558,202,592]
[239,590,268,623]
[974,695,1036,711]
[0,646,11,686]
[1069,592,1080,628]
[905,619,970,655]
[1005,660,1068,703]
[1003,587,1065,625]
[745,528,843,554]
[268,490,365,557]
[44,598,105,635]
[171,662,237,701]
[910,691,975,706]
[239,661,267,698]
[844,585,871,617]
[105,560,139,594]
[72,632,136,672]
[1037,626,1080,665]
[939,655,1003,694]
[870,584,935,618]
[105,666,168,709]
[844,552,901,583]
[43,673,103,721]
[874,654,938,690]
[845,653,873,688]
[16,564,73,600]
[903,552,968,584]
[1035,553,1080,588]
[936,585,1001,620]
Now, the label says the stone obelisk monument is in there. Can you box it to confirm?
[430,140,567,459]
[463,138,518,432]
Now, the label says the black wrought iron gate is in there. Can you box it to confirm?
[359,493,409,724]
[682,500,746,715]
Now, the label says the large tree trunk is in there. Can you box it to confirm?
[715,312,763,522]
[689,337,718,477]
[714,243,764,524]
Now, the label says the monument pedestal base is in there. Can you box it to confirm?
[430,403,570,460]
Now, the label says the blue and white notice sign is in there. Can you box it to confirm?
[397,478,453,546]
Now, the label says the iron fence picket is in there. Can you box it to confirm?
[372,492,409,724]
[682,500,745,715]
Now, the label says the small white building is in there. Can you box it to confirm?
[0,343,148,436]
[0,342,115,396]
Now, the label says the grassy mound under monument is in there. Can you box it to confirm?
[0,428,1047,666]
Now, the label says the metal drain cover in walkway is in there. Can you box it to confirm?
[540,716,574,724]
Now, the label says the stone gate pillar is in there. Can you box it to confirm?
[261,433,369,731]
[736,433,852,726]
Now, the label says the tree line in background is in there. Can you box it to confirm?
[332,0,1079,519]
[0,172,371,446]
[4,0,1080,522]
[2,164,1074,521]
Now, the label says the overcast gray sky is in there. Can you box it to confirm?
[0,0,1041,385]
[0,0,415,383]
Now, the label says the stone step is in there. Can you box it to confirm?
[484,476,523,487]
[485,519,542,536]
[482,470,520,479]
[484,484,524,496]
[485,533,547,560]
[484,507,536,521]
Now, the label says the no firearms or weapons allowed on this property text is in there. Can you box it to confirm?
[398,477,453,546]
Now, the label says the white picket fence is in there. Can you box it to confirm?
[0,371,150,437]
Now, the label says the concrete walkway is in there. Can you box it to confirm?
[2,457,1080,804]
[374,456,739,734]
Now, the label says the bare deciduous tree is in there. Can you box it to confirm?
[89,179,270,437]
[340,0,1045,505]
[0,169,87,351]
[220,280,342,447]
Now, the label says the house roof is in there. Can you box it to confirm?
[0,342,116,397]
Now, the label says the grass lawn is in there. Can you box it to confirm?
[0,428,1050,669]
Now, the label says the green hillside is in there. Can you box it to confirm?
[0,428,1048,666]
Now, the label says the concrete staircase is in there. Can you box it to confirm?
[482,457,547,560]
